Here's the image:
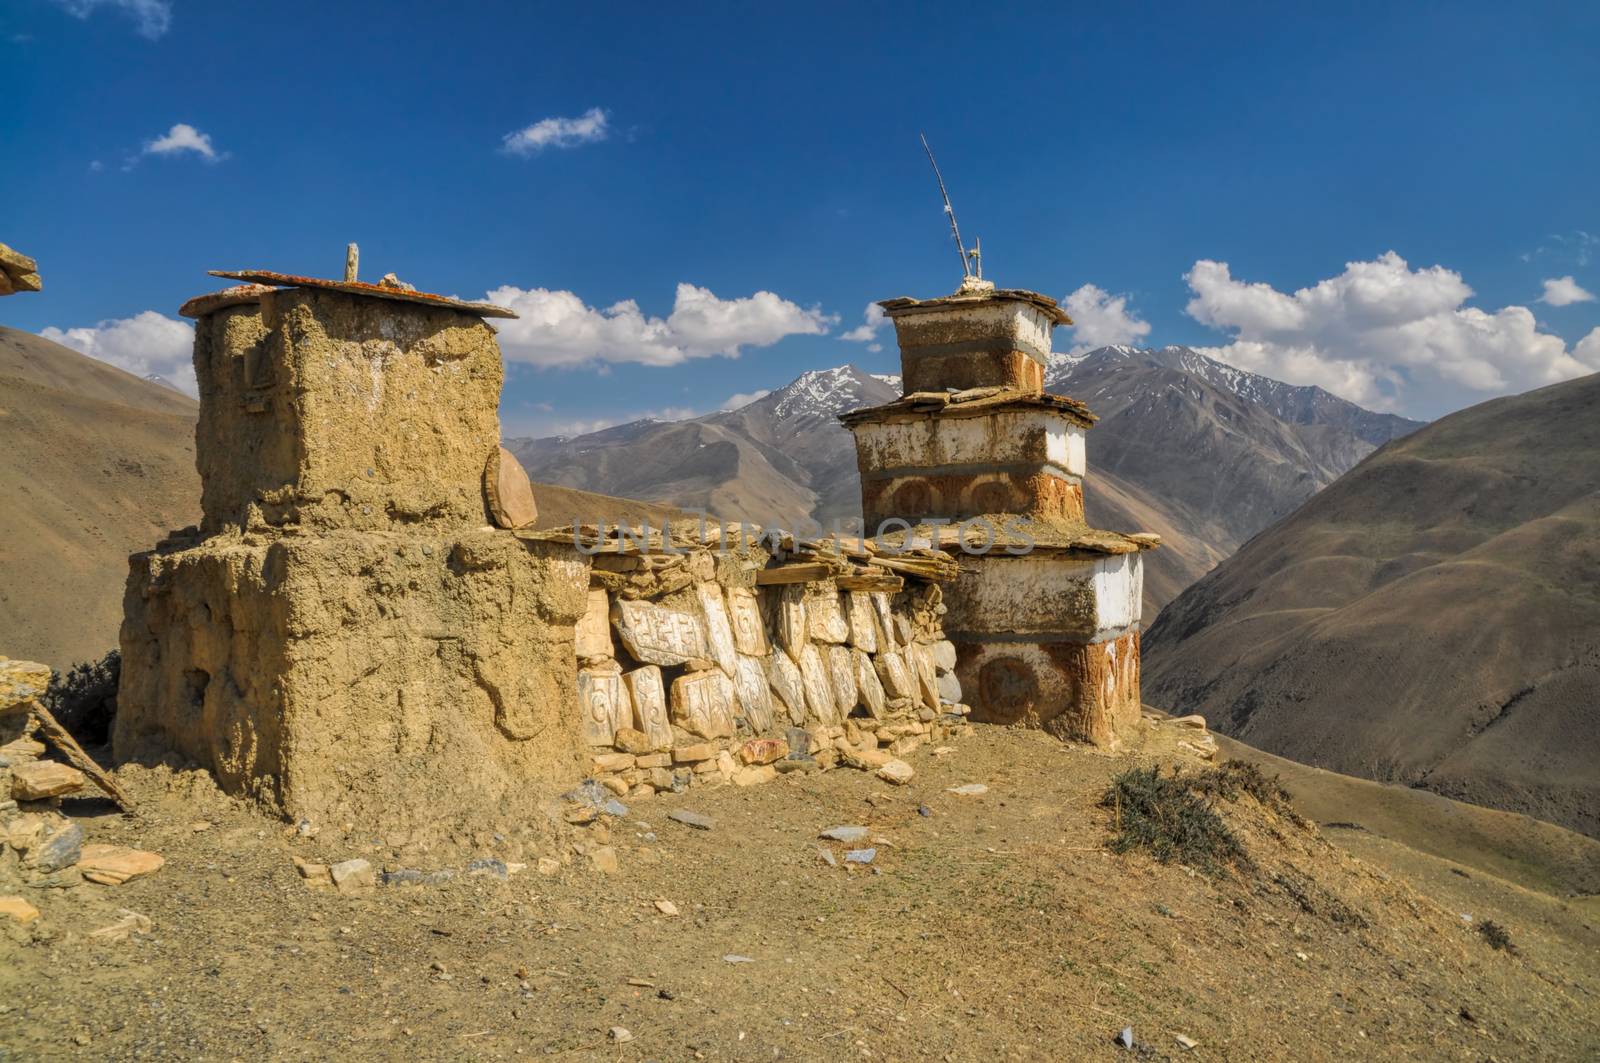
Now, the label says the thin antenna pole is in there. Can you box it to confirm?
[920,133,971,279]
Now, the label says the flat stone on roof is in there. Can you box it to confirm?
[207,269,519,319]
[878,288,1071,326]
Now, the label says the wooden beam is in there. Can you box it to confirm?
[754,562,835,585]
[28,702,136,813]
[834,574,904,593]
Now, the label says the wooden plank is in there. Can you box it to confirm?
[28,702,136,813]
[834,574,904,593]
[754,563,835,585]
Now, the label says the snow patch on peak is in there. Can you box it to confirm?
[771,365,878,420]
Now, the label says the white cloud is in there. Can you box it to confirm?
[1184,253,1600,416]
[1539,276,1595,307]
[1061,284,1151,355]
[485,282,834,368]
[1576,328,1600,369]
[52,0,170,39]
[144,123,219,161]
[502,108,609,156]
[841,303,887,343]
[40,311,196,394]
[720,389,770,411]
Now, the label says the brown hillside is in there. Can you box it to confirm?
[0,327,201,669]
[1145,371,1600,838]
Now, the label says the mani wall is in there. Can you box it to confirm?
[113,274,966,840]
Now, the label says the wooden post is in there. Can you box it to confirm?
[28,702,136,813]
[345,243,359,283]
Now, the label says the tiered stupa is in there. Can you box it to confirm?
[841,275,1158,747]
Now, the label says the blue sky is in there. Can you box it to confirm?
[3,0,1598,429]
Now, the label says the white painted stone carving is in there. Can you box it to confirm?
[765,648,808,725]
[808,592,849,644]
[577,662,629,746]
[846,591,880,653]
[575,588,613,660]
[798,642,839,725]
[827,644,858,717]
[874,649,916,701]
[727,587,771,657]
[622,665,673,751]
[612,599,708,667]
[778,585,808,661]
[733,654,776,733]
[670,669,737,739]
[696,582,740,676]
[854,649,887,719]
[908,642,940,709]
[871,591,898,650]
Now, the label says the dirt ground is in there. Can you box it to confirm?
[3,724,1597,1061]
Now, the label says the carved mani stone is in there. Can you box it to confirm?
[696,582,739,676]
[854,648,887,719]
[846,591,879,653]
[612,599,709,667]
[622,665,673,751]
[577,663,629,746]
[727,587,771,657]
[798,642,839,725]
[484,446,539,529]
[765,648,808,725]
[807,592,849,644]
[575,588,613,660]
[733,655,776,733]
[778,585,808,662]
[874,649,916,701]
[671,669,737,740]
[871,592,899,651]
[908,642,940,709]
[827,644,859,717]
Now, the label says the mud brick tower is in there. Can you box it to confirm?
[841,277,1158,747]
[114,269,592,836]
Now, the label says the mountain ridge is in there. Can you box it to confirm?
[1142,369,1600,838]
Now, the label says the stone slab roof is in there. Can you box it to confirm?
[878,288,1071,325]
[838,385,1096,428]
[205,270,519,319]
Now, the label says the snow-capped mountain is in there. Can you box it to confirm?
[1050,346,1418,447]
[507,366,898,531]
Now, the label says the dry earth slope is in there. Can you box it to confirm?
[1144,370,1600,838]
[0,327,201,670]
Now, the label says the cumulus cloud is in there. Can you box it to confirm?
[1184,252,1600,416]
[144,123,219,161]
[40,311,196,394]
[841,303,886,342]
[485,282,834,368]
[719,389,771,411]
[502,108,609,155]
[1539,276,1595,307]
[1061,284,1151,355]
[52,0,170,39]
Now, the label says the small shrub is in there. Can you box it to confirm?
[1100,765,1250,875]
[1186,761,1308,828]
[1477,919,1516,954]
[43,649,120,745]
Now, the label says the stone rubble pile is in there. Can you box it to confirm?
[516,521,972,800]
[1,656,161,928]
